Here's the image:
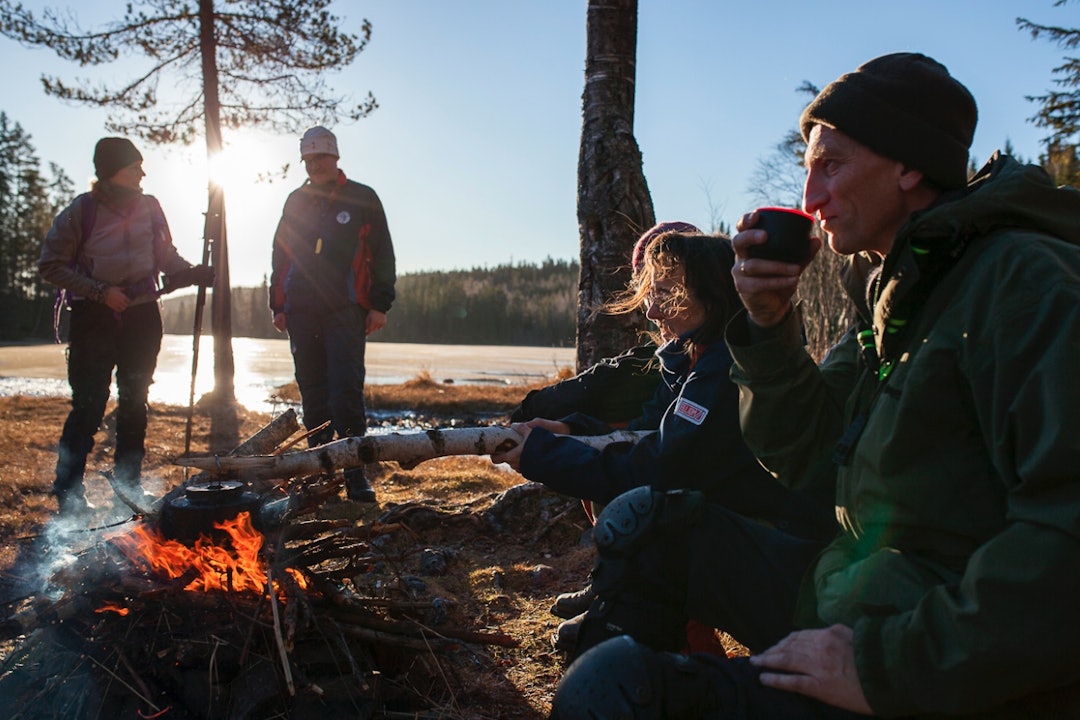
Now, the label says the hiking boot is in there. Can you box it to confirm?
[551,583,597,619]
[553,612,586,653]
[575,594,686,659]
[345,471,377,503]
[113,451,145,492]
[56,490,96,516]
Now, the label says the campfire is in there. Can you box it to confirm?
[108,509,306,595]
[0,410,528,719]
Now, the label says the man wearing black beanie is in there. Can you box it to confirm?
[551,53,1080,718]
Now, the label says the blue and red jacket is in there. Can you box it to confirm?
[270,169,396,315]
[518,335,836,542]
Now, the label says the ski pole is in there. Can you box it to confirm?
[183,235,213,457]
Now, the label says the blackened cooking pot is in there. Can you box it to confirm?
[159,480,262,545]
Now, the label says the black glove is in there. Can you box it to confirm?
[162,264,214,293]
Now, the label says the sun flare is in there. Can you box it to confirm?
[143,132,298,285]
[208,136,275,194]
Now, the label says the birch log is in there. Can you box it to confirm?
[174,427,654,479]
[230,408,302,456]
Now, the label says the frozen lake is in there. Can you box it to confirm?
[0,335,575,413]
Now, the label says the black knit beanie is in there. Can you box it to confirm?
[799,53,977,189]
[93,137,143,181]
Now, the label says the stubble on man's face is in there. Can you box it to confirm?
[802,126,908,259]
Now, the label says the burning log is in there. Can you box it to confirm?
[175,426,654,478]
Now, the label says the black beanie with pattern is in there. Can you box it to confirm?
[93,137,143,181]
[799,53,977,190]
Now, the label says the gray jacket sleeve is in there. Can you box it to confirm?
[37,196,107,303]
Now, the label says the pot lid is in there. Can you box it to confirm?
[184,480,247,506]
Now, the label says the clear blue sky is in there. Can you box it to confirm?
[0,1,1068,287]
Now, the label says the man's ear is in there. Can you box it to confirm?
[898,164,926,191]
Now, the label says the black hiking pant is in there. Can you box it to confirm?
[54,300,162,499]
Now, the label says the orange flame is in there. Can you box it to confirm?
[108,511,307,594]
[95,603,130,616]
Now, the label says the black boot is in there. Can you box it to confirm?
[114,449,145,494]
[53,483,96,516]
[551,583,597,619]
[574,593,686,658]
[53,442,94,515]
[553,612,586,652]
[344,467,377,503]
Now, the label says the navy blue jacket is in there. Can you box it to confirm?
[518,336,835,541]
[270,170,396,315]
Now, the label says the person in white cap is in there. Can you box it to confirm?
[269,126,396,503]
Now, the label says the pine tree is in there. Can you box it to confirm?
[1018,2,1080,147]
[0,113,59,338]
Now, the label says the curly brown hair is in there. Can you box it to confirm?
[607,231,740,354]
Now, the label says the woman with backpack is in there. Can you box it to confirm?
[38,137,211,515]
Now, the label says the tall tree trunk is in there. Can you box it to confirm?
[576,0,655,371]
[198,0,239,450]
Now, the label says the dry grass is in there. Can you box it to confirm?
[0,377,598,718]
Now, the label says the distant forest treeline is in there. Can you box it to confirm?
[160,258,579,346]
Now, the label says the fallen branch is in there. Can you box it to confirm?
[175,426,654,479]
[328,607,520,648]
[267,567,296,696]
[335,622,456,651]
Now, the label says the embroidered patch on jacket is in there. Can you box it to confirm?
[674,398,708,425]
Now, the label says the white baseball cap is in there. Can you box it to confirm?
[300,126,339,158]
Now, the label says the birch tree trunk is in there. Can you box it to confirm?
[576,0,655,371]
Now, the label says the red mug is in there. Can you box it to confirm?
[747,207,814,264]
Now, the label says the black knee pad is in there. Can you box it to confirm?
[592,486,660,555]
[593,487,704,556]
[590,487,704,598]
[551,636,724,719]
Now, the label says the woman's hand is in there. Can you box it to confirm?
[489,422,532,470]
[489,419,571,471]
[103,286,130,313]
[522,418,571,436]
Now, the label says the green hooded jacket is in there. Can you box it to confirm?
[728,154,1080,717]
